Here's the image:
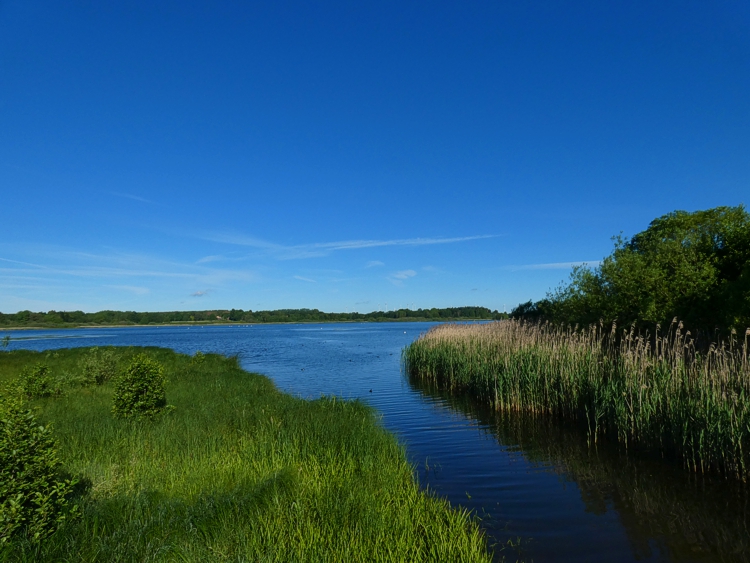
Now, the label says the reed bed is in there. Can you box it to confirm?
[404,320,750,479]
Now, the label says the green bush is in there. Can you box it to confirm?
[112,355,168,419]
[19,364,57,399]
[0,389,77,543]
[79,348,117,385]
[190,350,206,365]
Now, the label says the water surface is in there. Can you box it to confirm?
[4,323,748,562]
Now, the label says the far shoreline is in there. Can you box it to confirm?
[1,317,495,332]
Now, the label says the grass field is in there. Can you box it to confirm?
[404,320,750,479]
[0,347,492,562]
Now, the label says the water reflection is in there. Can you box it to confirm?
[408,375,750,562]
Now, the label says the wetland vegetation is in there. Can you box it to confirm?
[0,347,492,562]
[404,318,750,479]
[408,376,750,562]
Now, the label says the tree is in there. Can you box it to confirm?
[537,205,750,333]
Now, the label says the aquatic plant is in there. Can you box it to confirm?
[404,319,750,479]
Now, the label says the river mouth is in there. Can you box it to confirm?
[4,322,749,562]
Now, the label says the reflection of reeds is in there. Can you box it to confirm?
[404,320,750,479]
[410,378,750,562]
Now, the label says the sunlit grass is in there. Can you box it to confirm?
[1,347,492,562]
[404,320,750,479]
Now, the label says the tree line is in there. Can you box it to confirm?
[512,205,750,336]
[0,306,507,328]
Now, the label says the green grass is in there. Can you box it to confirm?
[0,347,492,562]
[404,320,750,480]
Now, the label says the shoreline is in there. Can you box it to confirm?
[0,317,494,332]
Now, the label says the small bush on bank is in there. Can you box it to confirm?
[112,354,168,419]
[79,348,117,385]
[19,364,58,399]
[0,389,77,543]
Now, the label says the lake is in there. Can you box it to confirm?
[4,322,748,562]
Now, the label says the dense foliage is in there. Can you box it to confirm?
[0,306,506,328]
[513,205,750,333]
[18,365,57,400]
[112,355,168,419]
[0,389,77,543]
[79,348,117,386]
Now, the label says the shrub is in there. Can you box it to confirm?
[112,355,168,419]
[0,389,77,543]
[19,364,57,399]
[79,348,117,385]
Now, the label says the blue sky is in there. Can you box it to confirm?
[1,1,748,314]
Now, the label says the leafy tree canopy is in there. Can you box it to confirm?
[513,205,750,333]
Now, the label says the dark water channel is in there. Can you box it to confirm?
[4,322,749,562]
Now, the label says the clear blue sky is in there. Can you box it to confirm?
[1,1,748,314]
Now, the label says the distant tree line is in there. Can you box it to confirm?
[0,306,507,328]
[512,205,750,336]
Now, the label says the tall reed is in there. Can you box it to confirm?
[404,320,750,479]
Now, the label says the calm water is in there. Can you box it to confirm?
[4,323,749,562]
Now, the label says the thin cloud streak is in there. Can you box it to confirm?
[198,232,496,260]
[293,275,316,283]
[105,285,150,295]
[110,191,157,205]
[0,257,48,269]
[507,261,601,271]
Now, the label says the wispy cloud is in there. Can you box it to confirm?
[392,269,417,280]
[388,269,417,286]
[293,275,316,283]
[365,260,385,268]
[0,257,48,269]
[191,289,210,297]
[196,232,496,260]
[105,285,150,295]
[506,261,601,271]
[196,255,224,264]
[110,191,156,205]
[0,243,260,312]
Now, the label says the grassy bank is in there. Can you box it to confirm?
[0,347,491,562]
[404,320,750,479]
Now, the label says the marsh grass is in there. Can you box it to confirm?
[404,320,750,479]
[0,347,491,562]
